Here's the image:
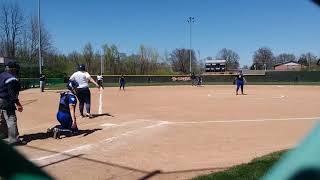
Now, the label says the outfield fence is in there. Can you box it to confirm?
[18,71,320,90]
[20,78,65,90]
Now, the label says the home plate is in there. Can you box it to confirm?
[100,123,117,127]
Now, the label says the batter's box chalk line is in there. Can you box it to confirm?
[32,121,168,163]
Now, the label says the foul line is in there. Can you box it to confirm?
[31,117,318,163]
[31,121,167,162]
[34,144,92,161]
[163,117,320,125]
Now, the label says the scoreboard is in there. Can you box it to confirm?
[205,60,226,72]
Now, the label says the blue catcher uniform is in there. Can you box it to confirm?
[56,92,77,129]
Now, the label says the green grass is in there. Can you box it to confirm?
[193,150,288,180]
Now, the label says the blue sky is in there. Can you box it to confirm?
[6,0,320,66]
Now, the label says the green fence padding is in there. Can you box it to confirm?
[265,71,320,82]
[263,122,320,180]
[20,78,65,90]
[92,72,320,84]
[18,71,320,90]
[0,140,52,180]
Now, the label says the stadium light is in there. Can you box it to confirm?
[38,0,42,75]
[187,17,195,74]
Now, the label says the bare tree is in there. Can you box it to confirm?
[83,43,94,73]
[111,45,120,74]
[68,51,83,67]
[298,52,317,67]
[138,44,159,74]
[0,2,24,58]
[0,40,5,57]
[216,48,240,70]
[102,44,120,74]
[170,48,196,74]
[275,53,296,64]
[27,15,53,61]
[138,45,148,74]
[0,2,11,57]
[252,47,275,70]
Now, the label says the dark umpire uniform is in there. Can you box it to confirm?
[0,62,25,145]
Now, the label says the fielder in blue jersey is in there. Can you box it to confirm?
[119,75,126,91]
[235,71,246,95]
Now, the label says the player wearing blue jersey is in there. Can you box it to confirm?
[48,81,79,138]
[56,91,78,130]
[235,71,246,95]
[119,75,126,91]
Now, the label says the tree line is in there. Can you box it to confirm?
[250,47,319,70]
[0,2,319,78]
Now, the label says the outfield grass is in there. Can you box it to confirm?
[193,150,288,180]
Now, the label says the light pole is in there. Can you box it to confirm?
[38,0,42,75]
[100,51,103,75]
[187,17,195,74]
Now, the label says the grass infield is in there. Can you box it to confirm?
[193,150,288,180]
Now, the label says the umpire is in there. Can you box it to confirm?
[0,62,25,145]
